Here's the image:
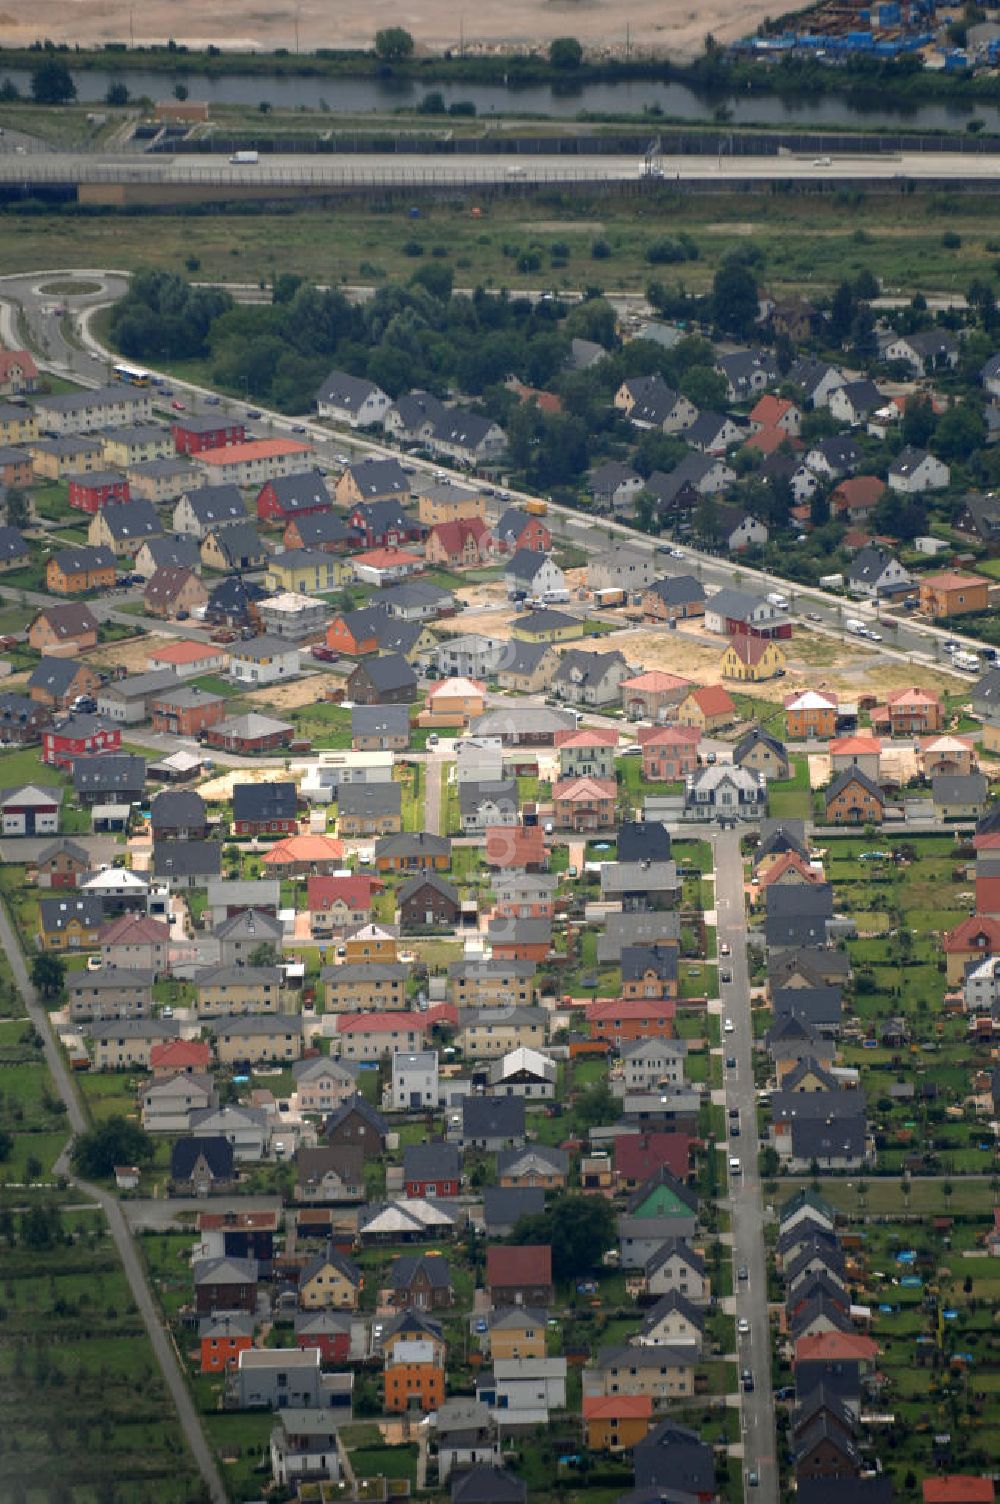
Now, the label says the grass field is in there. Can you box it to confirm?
[8,187,1000,297]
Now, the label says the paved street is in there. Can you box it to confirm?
[714,826,777,1504]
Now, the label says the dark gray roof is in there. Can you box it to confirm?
[496,508,535,547]
[72,753,146,796]
[933,772,988,804]
[771,987,843,1029]
[205,520,265,566]
[141,534,201,570]
[179,483,248,525]
[482,1186,545,1233]
[263,469,333,511]
[171,1136,235,1182]
[451,1468,527,1504]
[232,781,297,824]
[621,944,678,983]
[347,465,411,502]
[352,704,410,738]
[389,1253,453,1289]
[398,871,459,905]
[100,499,161,540]
[645,574,705,606]
[461,1095,525,1139]
[152,840,222,880]
[505,547,552,582]
[374,831,450,860]
[403,1142,461,1181]
[28,657,85,696]
[352,653,418,693]
[825,767,883,805]
[150,788,207,829]
[0,525,28,562]
[317,369,384,410]
[39,894,104,932]
[790,1114,867,1161]
[634,1419,716,1495]
[289,511,352,547]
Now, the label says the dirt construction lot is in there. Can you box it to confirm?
[0,0,771,59]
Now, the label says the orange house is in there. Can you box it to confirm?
[325,612,380,657]
[783,690,838,740]
[45,547,116,596]
[824,768,885,825]
[586,997,676,1046]
[918,570,989,619]
[28,603,99,653]
[384,1346,445,1413]
[200,1316,254,1374]
[870,686,943,736]
[582,1394,654,1452]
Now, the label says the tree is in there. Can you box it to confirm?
[31,953,65,1001]
[70,1118,154,1180]
[105,80,129,107]
[374,26,414,59]
[0,1128,12,1162]
[712,260,758,338]
[549,36,583,67]
[30,60,76,104]
[933,402,986,462]
[248,942,278,967]
[512,1193,616,1280]
[5,487,28,528]
[173,82,189,101]
[901,392,936,449]
[828,280,857,343]
[574,1080,616,1129]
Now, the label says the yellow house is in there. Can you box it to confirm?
[343,926,399,964]
[510,613,586,645]
[416,480,487,527]
[31,437,104,480]
[322,963,408,1013]
[720,637,786,683]
[195,966,284,1018]
[984,722,1000,758]
[265,549,348,595]
[213,1015,302,1065]
[0,403,39,445]
[448,962,536,1010]
[396,624,438,663]
[497,645,559,695]
[458,1006,547,1060]
[487,1309,548,1360]
[425,677,487,721]
[298,1248,362,1310]
[101,427,174,468]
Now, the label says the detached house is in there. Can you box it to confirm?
[317,370,389,427]
[552,649,628,708]
[888,446,950,494]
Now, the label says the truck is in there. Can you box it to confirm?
[593,587,626,609]
[767,591,789,610]
[819,573,844,591]
[229,150,259,165]
[524,499,548,517]
[953,651,980,672]
[542,588,571,605]
[845,619,867,637]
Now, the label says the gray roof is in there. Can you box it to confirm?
[214,908,284,941]
[458,779,518,817]
[90,1016,180,1039]
[180,484,248,525]
[72,753,146,795]
[482,1186,545,1233]
[232,781,297,823]
[933,772,988,804]
[321,962,409,985]
[139,534,201,570]
[645,574,705,606]
[462,1095,526,1138]
[499,640,555,677]
[317,369,385,410]
[213,1014,302,1037]
[352,652,417,693]
[206,520,266,565]
[263,469,333,511]
[403,1142,462,1181]
[337,782,403,819]
[352,704,410,738]
[232,634,296,662]
[152,840,222,880]
[100,499,161,540]
[28,657,87,696]
[389,1253,453,1289]
[374,831,450,860]
[196,965,284,989]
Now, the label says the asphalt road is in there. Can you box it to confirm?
[0,896,226,1503]
[714,825,777,1504]
[2,147,1000,187]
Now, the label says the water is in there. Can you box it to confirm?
[5,65,1000,133]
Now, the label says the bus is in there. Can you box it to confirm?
[113,362,151,387]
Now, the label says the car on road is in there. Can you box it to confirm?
[737,1265,749,1281]
[670,547,685,558]
[292,424,307,433]
[724,1017,734,1033]
[807,611,823,622]
[729,1156,742,1174]
[171,399,186,411]
[747,1471,759,1487]
[738,1318,750,1335]
[726,1055,736,1069]
[868,630,883,642]
[729,1106,739,1119]
[721,969,732,984]
[203,395,220,405]
[730,1122,740,1137]
[741,1368,754,1392]
[720,941,731,956]
[334,452,350,465]
[246,407,262,418]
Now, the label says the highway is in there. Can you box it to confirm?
[714,825,777,1504]
[4,146,1000,187]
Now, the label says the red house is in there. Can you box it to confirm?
[68,471,131,513]
[484,823,546,871]
[614,1132,695,1190]
[42,715,121,770]
[296,1312,352,1365]
[172,415,246,456]
[256,472,333,525]
[923,1481,994,1504]
[586,996,676,1046]
[199,1314,254,1374]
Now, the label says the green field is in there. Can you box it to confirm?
[6,187,1000,298]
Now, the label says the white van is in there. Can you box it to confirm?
[729,1157,742,1175]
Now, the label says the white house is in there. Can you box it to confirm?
[504,549,566,601]
[887,446,951,495]
[228,636,301,686]
[619,1037,688,1094]
[316,370,390,428]
[828,380,884,428]
[723,512,768,553]
[847,544,913,600]
[484,1357,567,1417]
[391,1049,440,1110]
[884,330,960,375]
[189,1104,270,1160]
[964,955,1000,1014]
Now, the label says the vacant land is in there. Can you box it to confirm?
[1,189,1000,297]
[0,0,773,59]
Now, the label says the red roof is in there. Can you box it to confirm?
[149,639,221,666]
[622,670,691,694]
[726,635,774,666]
[150,1039,212,1071]
[638,724,701,747]
[553,775,617,803]
[429,517,491,553]
[923,1482,994,1504]
[943,916,1000,953]
[485,824,545,869]
[686,685,736,717]
[587,998,677,1023]
[337,1012,427,1034]
[756,851,823,888]
[353,546,422,570]
[829,735,881,756]
[263,834,345,866]
[553,728,620,749]
[487,1244,552,1286]
[197,1210,278,1231]
[832,475,885,511]
[885,686,942,710]
[0,349,38,380]
[795,1332,878,1364]
[199,438,312,465]
[99,913,170,944]
[425,1002,458,1029]
[749,394,796,427]
[614,1132,693,1184]
[307,875,383,911]
[582,1394,653,1421]
[743,425,801,457]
